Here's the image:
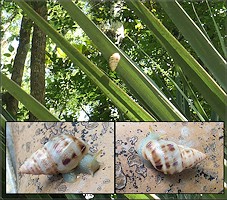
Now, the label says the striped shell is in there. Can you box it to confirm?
[109,53,120,71]
[137,133,206,175]
[19,134,88,175]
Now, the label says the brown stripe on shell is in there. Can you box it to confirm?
[31,157,41,174]
[155,158,161,165]
[154,158,164,171]
[62,158,71,165]
[145,141,153,150]
[56,141,64,153]
[76,139,87,153]
[80,144,87,153]
[167,143,175,151]
[67,135,87,153]
[41,153,59,174]
[19,134,89,175]
[151,148,164,171]
[155,164,163,170]
[72,153,77,159]
[69,134,78,142]
[173,160,178,166]
[139,136,206,175]
[143,152,148,160]
[166,162,171,169]
[45,161,58,174]
[64,141,69,147]
[151,149,159,161]
[53,141,60,151]
[39,147,59,174]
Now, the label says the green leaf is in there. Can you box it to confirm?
[158,0,227,92]
[4,53,11,57]
[168,75,205,121]
[56,47,67,58]
[126,1,227,120]
[58,0,187,121]
[0,114,7,130]
[14,0,154,121]
[175,65,209,121]
[0,104,15,121]
[65,194,83,199]
[1,73,60,121]
[124,194,151,199]
[8,44,14,52]
[205,0,227,59]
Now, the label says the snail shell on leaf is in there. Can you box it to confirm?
[19,134,100,177]
[137,133,206,175]
[109,53,120,71]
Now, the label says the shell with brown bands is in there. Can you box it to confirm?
[19,134,89,175]
[137,133,206,175]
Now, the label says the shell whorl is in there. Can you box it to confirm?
[19,134,88,175]
[109,53,120,71]
[137,133,206,175]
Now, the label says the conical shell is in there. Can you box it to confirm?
[19,134,88,175]
[137,133,206,175]
[178,145,206,169]
[109,53,120,71]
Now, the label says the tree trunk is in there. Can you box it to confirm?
[5,15,32,119]
[29,0,47,121]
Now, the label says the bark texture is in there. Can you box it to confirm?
[5,15,32,118]
[29,0,47,121]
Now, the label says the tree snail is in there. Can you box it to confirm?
[19,134,100,182]
[109,53,120,71]
[137,132,206,175]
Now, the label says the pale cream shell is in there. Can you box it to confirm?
[19,134,88,175]
[138,134,206,174]
[109,53,120,71]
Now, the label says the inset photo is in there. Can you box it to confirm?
[115,122,224,193]
[6,122,114,193]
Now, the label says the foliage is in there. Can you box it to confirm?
[2,0,226,121]
[45,1,122,121]
[1,0,226,197]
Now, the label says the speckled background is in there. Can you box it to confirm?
[6,122,114,193]
[115,122,224,193]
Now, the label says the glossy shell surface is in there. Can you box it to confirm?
[19,134,88,175]
[109,53,120,71]
[138,133,206,174]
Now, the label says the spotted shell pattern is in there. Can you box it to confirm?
[109,53,120,71]
[137,133,206,175]
[19,134,88,175]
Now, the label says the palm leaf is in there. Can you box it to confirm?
[58,0,187,121]
[1,73,59,121]
[13,0,154,121]
[159,1,227,92]
[127,1,226,120]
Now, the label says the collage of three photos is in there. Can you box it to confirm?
[6,121,224,194]
[2,0,226,198]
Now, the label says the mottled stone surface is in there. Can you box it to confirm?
[115,122,224,193]
[7,122,114,193]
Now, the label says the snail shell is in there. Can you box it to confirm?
[19,134,89,175]
[137,133,206,175]
[109,53,120,71]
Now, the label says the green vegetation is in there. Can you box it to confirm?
[1,0,226,199]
